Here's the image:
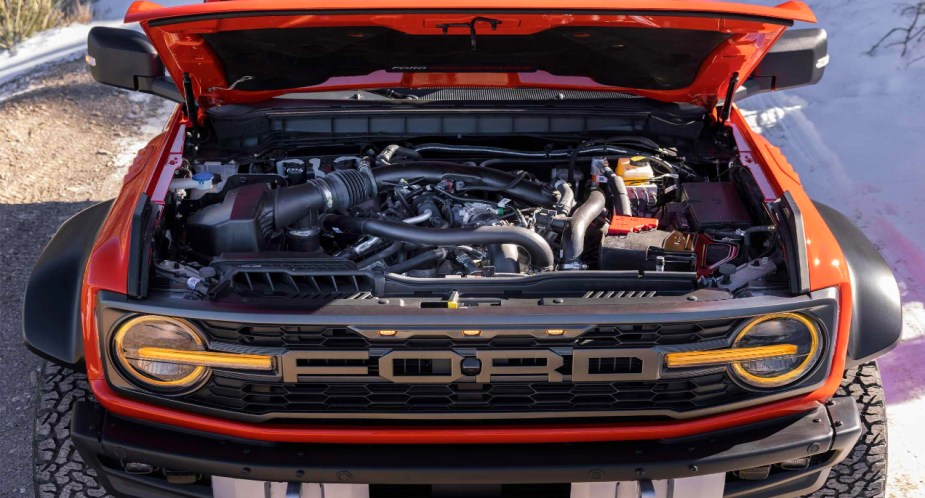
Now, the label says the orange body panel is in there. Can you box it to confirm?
[79,101,855,444]
[127,1,816,108]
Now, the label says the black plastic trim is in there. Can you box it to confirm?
[71,398,857,497]
[776,192,810,295]
[127,194,156,298]
[23,200,113,369]
[739,29,828,100]
[814,202,902,367]
[148,9,795,28]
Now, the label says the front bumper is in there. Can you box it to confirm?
[72,397,860,498]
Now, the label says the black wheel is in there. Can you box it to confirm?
[807,362,888,497]
[32,362,111,498]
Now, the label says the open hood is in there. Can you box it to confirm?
[126,0,816,108]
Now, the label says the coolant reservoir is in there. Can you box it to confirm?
[616,156,655,184]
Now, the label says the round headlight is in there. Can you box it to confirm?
[730,313,822,388]
[113,316,208,391]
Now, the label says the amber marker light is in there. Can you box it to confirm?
[665,344,799,368]
[135,348,274,371]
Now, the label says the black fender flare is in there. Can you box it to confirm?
[813,202,902,367]
[23,200,113,370]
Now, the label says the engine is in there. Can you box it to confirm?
[154,140,783,299]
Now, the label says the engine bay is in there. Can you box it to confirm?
[150,131,791,303]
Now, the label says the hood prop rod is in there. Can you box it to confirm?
[182,72,200,137]
[718,71,740,127]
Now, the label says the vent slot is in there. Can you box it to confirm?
[582,290,657,299]
[228,271,374,299]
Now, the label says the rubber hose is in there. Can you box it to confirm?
[356,241,404,269]
[270,168,376,229]
[555,181,575,215]
[611,175,632,216]
[385,248,449,274]
[322,214,555,270]
[561,189,607,268]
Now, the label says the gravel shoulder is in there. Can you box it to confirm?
[0,59,173,496]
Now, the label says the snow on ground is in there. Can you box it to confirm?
[0,0,190,89]
[742,1,925,496]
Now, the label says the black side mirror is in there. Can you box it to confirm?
[86,27,183,103]
[739,29,828,99]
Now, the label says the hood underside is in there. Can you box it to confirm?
[128,0,816,108]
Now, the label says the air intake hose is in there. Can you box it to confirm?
[270,168,377,230]
[561,189,607,270]
[321,214,555,270]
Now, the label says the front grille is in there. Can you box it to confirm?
[188,372,747,417]
[170,318,754,421]
[202,319,738,349]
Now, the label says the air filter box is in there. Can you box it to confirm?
[681,182,753,231]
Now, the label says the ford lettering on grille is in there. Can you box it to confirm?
[280,348,661,383]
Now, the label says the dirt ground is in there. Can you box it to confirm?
[0,59,173,496]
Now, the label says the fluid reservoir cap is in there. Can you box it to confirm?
[192,172,213,185]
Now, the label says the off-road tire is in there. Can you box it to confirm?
[807,362,888,497]
[33,362,111,498]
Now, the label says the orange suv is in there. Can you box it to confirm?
[25,1,900,497]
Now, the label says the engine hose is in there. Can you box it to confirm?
[598,164,632,216]
[270,168,377,230]
[321,214,555,270]
[356,241,404,269]
[554,180,575,215]
[385,248,449,274]
[610,175,632,216]
[561,189,607,269]
[372,162,556,207]
[377,144,421,167]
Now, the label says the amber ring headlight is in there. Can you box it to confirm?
[113,316,209,391]
[665,312,822,389]
[113,316,276,392]
[729,313,822,388]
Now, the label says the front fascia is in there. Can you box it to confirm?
[82,284,852,444]
[78,105,855,445]
[95,289,840,424]
[130,1,815,108]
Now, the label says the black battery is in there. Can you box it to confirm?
[681,182,753,231]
